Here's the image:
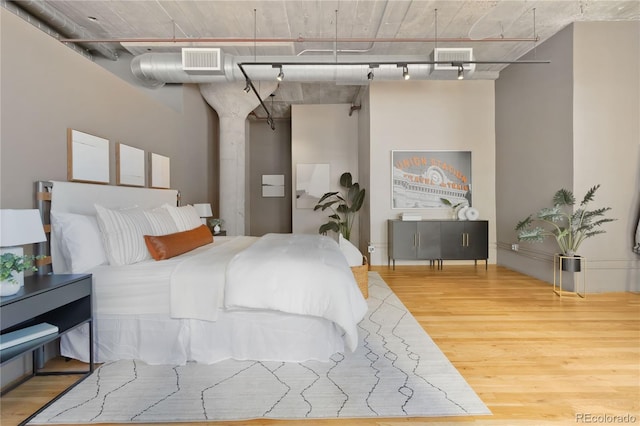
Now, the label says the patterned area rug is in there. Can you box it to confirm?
[30,272,490,424]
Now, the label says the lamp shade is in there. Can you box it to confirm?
[193,203,213,218]
[0,209,46,247]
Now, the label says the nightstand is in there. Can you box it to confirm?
[0,273,93,424]
[214,230,227,236]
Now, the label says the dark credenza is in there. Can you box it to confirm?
[388,219,488,269]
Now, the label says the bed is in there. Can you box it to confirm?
[38,181,368,365]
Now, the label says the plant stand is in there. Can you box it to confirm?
[553,254,586,298]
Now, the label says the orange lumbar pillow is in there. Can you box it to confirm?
[144,224,213,260]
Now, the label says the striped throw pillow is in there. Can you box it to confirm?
[144,207,179,236]
[162,204,202,232]
[95,204,153,265]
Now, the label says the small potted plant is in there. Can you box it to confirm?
[0,252,41,296]
[314,172,366,241]
[515,184,615,271]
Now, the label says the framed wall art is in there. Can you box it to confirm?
[391,150,472,209]
[116,143,145,187]
[262,174,285,197]
[150,152,171,189]
[67,128,110,184]
[295,163,330,209]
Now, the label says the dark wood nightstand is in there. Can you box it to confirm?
[214,230,227,236]
[1,273,93,425]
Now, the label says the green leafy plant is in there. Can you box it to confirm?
[0,253,41,283]
[314,172,366,241]
[515,185,615,256]
[440,198,468,217]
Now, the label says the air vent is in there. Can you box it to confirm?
[182,48,223,74]
[432,48,474,71]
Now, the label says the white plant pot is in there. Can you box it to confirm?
[213,225,221,234]
[0,278,21,296]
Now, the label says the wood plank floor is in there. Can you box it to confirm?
[2,265,638,426]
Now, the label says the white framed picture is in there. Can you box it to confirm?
[296,163,330,209]
[116,143,145,187]
[150,153,170,189]
[262,174,285,197]
[67,129,110,184]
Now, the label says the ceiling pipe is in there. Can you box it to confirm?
[60,36,538,45]
[131,52,445,87]
[9,0,119,60]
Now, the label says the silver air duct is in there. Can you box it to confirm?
[131,51,449,88]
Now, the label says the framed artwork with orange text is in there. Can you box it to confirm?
[391,150,472,209]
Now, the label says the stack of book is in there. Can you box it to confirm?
[0,323,58,351]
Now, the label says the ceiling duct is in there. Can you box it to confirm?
[131,52,440,87]
[182,48,223,75]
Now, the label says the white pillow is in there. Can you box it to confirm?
[339,233,364,267]
[95,204,153,266]
[51,211,108,273]
[161,204,202,232]
[144,207,179,236]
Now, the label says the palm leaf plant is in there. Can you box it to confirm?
[515,184,615,256]
[314,172,366,241]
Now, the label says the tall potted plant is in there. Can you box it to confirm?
[515,184,615,271]
[314,172,366,241]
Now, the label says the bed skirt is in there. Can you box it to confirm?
[61,311,345,365]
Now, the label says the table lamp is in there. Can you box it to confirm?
[0,209,47,291]
[193,203,213,225]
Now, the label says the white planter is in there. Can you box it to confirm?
[0,276,22,296]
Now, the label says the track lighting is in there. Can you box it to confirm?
[275,65,284,82]
[402,65,410,80]
[367,68,374,81]
[457,65,464,80]
[243,80,251,93]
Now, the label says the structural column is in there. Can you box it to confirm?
[199,81,276,236]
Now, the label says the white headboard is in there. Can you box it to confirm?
[38,180,179,273]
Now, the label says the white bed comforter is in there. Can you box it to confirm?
[170,236,257,321]
[224,233,368,351]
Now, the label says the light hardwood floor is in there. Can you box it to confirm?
[2,265,639,426]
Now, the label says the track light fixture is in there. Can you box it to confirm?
[243,79,251,93]
[367,68,374,81]
[402,65,410,80]
[274,65,284,82]
[457,64,464,80]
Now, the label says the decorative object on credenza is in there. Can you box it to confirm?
[150,152,171,189]
[262,174,285,197]
[314,172,366,241]
[116,143,145,187]
[193,203,213,226]
[465,207,480,220]
[0,209,46,296]
[67,128,110,184]
[441,197,469,220]
[392,150,471,209]
[296,163,330,209]
[515,184,615,272]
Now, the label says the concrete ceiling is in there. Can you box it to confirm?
[9,1,639,118]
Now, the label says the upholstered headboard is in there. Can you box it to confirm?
[36,180,179,274]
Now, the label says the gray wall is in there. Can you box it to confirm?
[496,21,640,292]
[0,8,218,387]
[248,119,292,236]
[495,24,575,282]
[0,9,218,210]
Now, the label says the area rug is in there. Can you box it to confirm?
[30,272,490,424]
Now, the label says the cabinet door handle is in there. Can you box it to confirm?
[461,233,465,247]
[413,234,417,247]
[417,233,421,247]
[466,233,470,247]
